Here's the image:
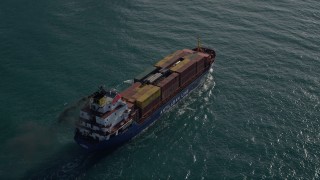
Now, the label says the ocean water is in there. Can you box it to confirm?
[1,0,320,179]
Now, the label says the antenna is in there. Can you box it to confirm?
[197,36,202,52]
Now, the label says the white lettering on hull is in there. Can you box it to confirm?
[160,89,190,115]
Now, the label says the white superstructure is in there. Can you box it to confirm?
[76,87,133,141]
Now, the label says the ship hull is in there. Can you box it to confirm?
[74,68,211,151]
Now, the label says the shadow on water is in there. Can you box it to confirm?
[21,97,118,179]
[23,144,117,179]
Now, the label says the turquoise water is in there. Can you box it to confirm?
[1,0,320,179]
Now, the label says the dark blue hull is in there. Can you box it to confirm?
[74,70,209,151]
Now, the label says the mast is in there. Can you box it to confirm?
[197,37,202,52]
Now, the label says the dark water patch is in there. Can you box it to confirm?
[0,122,58,178]
[23,145,120,179]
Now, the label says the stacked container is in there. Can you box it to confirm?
[155,49,192,69]
[195,52,209,74]
[170,59,198,87]
[183,52,208,75]
[182,49,194,54]
[132,85,161,117]
[140,95,161,118]
[121,82,142,103]
[121,83,162,119]
[134,85,161,109]
[196,52,210,69]
[196,57,205,74]
[155,72,180,100]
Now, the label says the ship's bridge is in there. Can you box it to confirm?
[89,87,124,114]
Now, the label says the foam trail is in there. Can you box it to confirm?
[123,79,133,84]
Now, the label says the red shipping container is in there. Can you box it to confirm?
[196,58,205,74]
[155,73,180,100]
[196,52,210,58]
[182,52,208,76]
[121,82,141,102]
[161,80,179,100]
[182,49,195,54]
[178,61,197,86]
[171,59,197,88]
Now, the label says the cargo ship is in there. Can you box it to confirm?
[74,45,216,151]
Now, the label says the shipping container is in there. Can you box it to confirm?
[196,51,210,58]
[180,61,197,86]
[155,72,179,88]
[161,82,179,100]
[154,50,183,68]
[196,58,205,74]
[183,52,209,75]
[182,49,195,54]
[180,65,197,86]
[121,82,141,103]
[194,52,210,69]
[134,66,158,82]
[183,52,206,61]
[194,56,205,74]
[155,72,179,100]
[170,58,198,86]
[133,85,161,109]
[154,50,193,69]
[123,83,161,108]
[169,59,191,72]
[183,53,200,61]
[140,96,161,117]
